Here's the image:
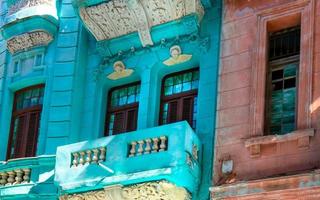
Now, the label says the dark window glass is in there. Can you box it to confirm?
[160,69,199,129]
[7,85,44,159]
[269,26,300,61]
[265,26,300,135]
[35,54,43,66]
[105,83,140,136]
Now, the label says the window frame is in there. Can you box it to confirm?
[159,68,199,128]
[265,54,300,135]
[250,0,314,137]
[6,84,44,160]
[105,82,140,136]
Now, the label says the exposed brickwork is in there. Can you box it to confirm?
[213,0,320,198]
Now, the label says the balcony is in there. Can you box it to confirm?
[1,0,58,54]
[54,121,201,199]
[0,155,56,198]
[72,0,204,58]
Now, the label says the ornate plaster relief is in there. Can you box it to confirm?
[79,0,204,46]
[7,31,53,54]
[8,0,55,15]
[60,181,191,200]
[107,61,134,80]
[163,45,192,66]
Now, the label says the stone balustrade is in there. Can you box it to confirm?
[0,169,31,186]
[128,136,168,157]
[71,147,106,167]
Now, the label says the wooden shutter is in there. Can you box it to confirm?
[113,112,125,134]
[167,101,178,123]
[182,97,194,126]
[126,108,138,132]
[25,111,40,157]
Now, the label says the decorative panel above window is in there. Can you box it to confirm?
[106,83,140,136]
[265,27,300,135]
[160,69,199,129]
[1,0,58,54]
[73,0,205,58]
[7,85,44,159]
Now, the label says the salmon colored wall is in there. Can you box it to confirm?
[214,0,320,184]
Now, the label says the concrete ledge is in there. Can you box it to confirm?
[210,170,320,200]
[244,128,315,157]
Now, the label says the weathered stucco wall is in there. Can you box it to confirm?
[214,0,320,185]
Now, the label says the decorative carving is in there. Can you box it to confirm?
[107,61,134,80]
[192,144,199,160]
[79,0,204,46]
[122,181,191,200]
[60,190,107,200]
[8,0,55,15]
[60,181,191,200]
[163,45,192,66]
[7,31,53,54]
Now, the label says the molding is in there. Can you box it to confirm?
[7,30,53,54]
[244,128,315,157]
[78,0,204,46]
[60,181,191,200]
[210,170,320,199]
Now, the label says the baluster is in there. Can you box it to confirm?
[22,169,31,183]
[152,138,159,153]
[86,150,92,164]
[129,142,137,157]
[72,152,79,167]
[92,149,99,163]
[14,169,23,184]
[6,171,15,185]
[79,152,85,166]
[159,136,167,152]
[137,140,145,155]
[0,172,7,185]
[99,147,106,162]
[144,139,151,154]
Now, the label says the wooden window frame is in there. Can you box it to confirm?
[159,68,199,128]
[105,82,140,136]
[6,85,44,160]
[250,0,315,137]
[265,55,300,135]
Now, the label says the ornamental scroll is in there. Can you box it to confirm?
[60,181,191,200]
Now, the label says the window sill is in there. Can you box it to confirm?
[245,128,315,157]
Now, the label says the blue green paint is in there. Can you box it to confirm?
[0,0,222,199]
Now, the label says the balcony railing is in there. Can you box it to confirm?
[54,121,201,197]
[0,155,56,198]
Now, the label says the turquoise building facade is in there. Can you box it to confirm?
[0,0,221,199]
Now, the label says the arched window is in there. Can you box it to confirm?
[7,85,44,159]
[160,68,199,129]
[105,82,140,136]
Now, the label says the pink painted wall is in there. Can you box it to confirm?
[214,0,320,184]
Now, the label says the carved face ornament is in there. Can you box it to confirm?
[113,61,125,73]
[170,45,182,59]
